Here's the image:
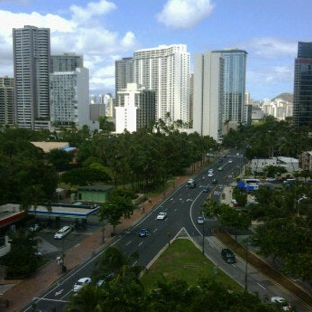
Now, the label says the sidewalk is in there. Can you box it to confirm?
[0,175,189,312]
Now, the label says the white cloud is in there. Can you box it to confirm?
[156,0,215,30]
[70,0,117,24]
[248,37,297,59]
[0,0,139,94]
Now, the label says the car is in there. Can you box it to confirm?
[96,273,115,287]
[270,296,292,311]
[187,178,196,188]
[197,216,205,224]
[34,251,42,258]
[266,177,276,182]
[156,211,167,220]
[54,225,72,239]
[73,277,91,293]
[218,158,223,163]
[221,248,236,263]
[208,168,214,173]
[208,172,214,177]
[231,199,238,206]
[29,224,41,232]
[228,159,233,163]
[212,178,218,184]
[139,228,150,237]
[203,187,209,193]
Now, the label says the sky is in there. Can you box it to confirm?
[0,0,311,101]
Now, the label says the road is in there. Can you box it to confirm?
[23,152,311,312]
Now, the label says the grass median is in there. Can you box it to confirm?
[140,238,242,292]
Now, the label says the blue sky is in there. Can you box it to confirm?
[0,0,311,101]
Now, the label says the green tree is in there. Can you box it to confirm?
[4,229,41,278]
[46,148,73,168]
[99,189,136,235]
[60,167,110,186]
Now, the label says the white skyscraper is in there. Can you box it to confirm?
[115,83,156,133]
[13,25,51,130]
[193,52,224,142]
[50,68,90,129]
[133,44,190,123]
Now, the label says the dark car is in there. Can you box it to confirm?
[203,187,209,193]
[212,178,218,184]
[139,229,150,237]
[221,248,236,264]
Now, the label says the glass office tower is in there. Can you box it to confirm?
[293,41,312,127]
[212,49,247,124]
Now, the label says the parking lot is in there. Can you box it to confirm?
[32,215,104,260]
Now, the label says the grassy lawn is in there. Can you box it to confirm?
[140,238,243,292]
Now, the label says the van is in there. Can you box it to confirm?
[54,226,72,239]
[187,179,196,188]
[221,248,236,264]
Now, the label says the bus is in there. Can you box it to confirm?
[242,179,260,190]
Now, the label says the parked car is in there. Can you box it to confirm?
[54,225,72,239]
[156,212,167,220]
[197,216,205,224]
[208,172,214,177]
[73,277,91,293]
[266,177,276,182]
[212,178,218,184]
[221,248,236,264]
[139,228,150,237]
[231,199,238,206]
[270,296,292,311]
[29,224,41,232]
[228,159,233,163]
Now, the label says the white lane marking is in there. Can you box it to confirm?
[55,289,64,296]
[257,282,266,290]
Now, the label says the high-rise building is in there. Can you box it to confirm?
[50,68,90,129]
[13,25,51,130]
[115,83,156,133]
[293,41,312,127]
[0,77,15,125]
[115,57,134,106]
[193,52,224,142]
[212,48,247,124]
[50,53,83,73]
[133,44,190,123]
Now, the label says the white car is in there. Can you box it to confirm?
[54,226,72,239]
[228,159,233,163]
[156,212,167,220]
[208,172,214,177]
[266,177,276,182]
[29,224,41,232]
[231,199,238,206]
[270,296,291,311]
[73,277,91,293]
